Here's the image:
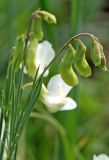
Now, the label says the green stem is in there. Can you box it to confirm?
[6,12,36,160]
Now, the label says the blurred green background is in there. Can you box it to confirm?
[0,0,109,160]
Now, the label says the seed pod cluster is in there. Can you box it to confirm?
[59,36,107,87]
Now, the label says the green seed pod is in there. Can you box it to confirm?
[91,39,101,66]
[75,39,92,77]
[32,16,43,41]
[11,35,24,72]
[26,38,38,78]
[60,44,79,86]
[99,44,107,71]
[36,10,57,24]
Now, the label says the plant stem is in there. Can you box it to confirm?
[6,12,36,160]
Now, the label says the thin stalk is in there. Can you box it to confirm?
[0,108,3,139]
[9,69,15,145]
[7,77,42,159]
[0,111,8,160]
[14,68,40,136]
[14,69,24,131]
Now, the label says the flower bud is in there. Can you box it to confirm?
[32,16,43,41]
[91,38,107,70]
[75,39,92,77]
[26,38,38,78]
[36,10,57,24]
[91,39,101,66]
[60,44,79,86]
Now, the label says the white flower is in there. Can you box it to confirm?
[93,154,109,160]
[42,74,77,112]
[36,40,55,76]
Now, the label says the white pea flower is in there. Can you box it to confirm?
[24,40,55,77]
[93,154,109,160]
[36,40,55,76]
[41,74,77,112]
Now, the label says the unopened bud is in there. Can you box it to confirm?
[91,38,107,71]
[36,10,57,24]
[75,39,92,77]
[60,44,79,86]
[91,39,101,66]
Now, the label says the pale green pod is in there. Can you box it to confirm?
[11,35,24,72]
[60,44,79,86]
[91,39,101,66]
[32,16,43,41]
[36,10,57,24]
[75,39,92,77]
[26,38,38,78]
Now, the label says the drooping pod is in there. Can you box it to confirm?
[11,35,24,72]
[36,10,57,24]
[91,37,107,70]
[25,38,38,78]
[59,44,79,86]
[32,16,43,41]
[91,38,102,66]
[74,39,92,77]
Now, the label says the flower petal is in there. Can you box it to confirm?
[44,94,65,113]
[43,95,77,113]
[36,40,55,75]
[93,154,109,160]
[60,97,77,111]
[47,74,72,98]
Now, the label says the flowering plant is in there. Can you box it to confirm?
[0,9,107,160]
